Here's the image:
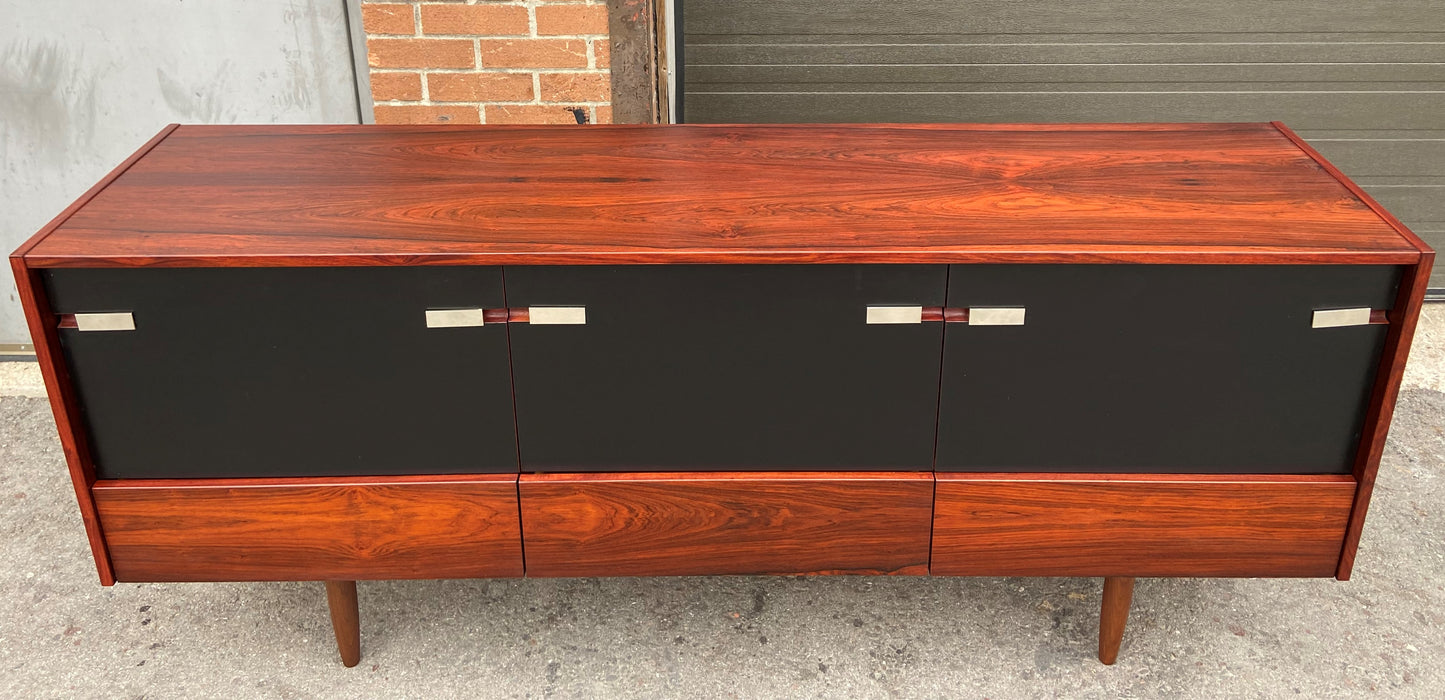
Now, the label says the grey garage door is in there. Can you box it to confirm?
[677,0,1445,292]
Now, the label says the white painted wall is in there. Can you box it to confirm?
[1,0,361,346]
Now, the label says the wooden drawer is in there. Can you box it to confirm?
[931,474,1355,577]
[93,475,523,582]
[519,472,933,577]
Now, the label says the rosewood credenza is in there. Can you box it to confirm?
[11,123,1433,667]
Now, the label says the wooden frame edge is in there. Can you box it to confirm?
[1336,252,1435,579]
[92,472,520,490]
[21,249,1423,270]
[8,257,114,585]
[521,470,934,483]
[935,472,1355,484]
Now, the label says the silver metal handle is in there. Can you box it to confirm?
[1312,308,1372,329]
[527,306,587,325]
[866,306,923,324]
[74,312,135,332]
[425,308,486,328]
[968,307,1026,326]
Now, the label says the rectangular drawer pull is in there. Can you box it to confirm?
[74,312,136,332]
[866,306,923,324]
[968,307,1026,326]
[425,308,486,328]
[1312,307,1372,329]
[527,306,587,325]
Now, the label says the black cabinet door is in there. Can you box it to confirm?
[936,265,1399,474]
[45,267,518,479]
[505,265,946,471]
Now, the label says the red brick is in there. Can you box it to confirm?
[479,39,588,69]
[539,72,610,102]
[486,104,590,125]
[367,38,475,69]
[592,105,612,124]
[373,104,482,124]
[421,4,529,36]
[369,72,423,101]
[536,4,609,35]
[593,39,610,69]
[362,3,415,35]
[428,72,534,102]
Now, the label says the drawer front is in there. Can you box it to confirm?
[505,265,946,471]
[94,475,524,581]
[931,474,1355,577]
[45,267,518,479]
[519,472,934,576]
[936,264,1399,473]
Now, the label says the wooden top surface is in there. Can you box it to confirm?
[18,123,1427,267]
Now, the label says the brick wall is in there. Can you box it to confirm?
[361,1,612,125]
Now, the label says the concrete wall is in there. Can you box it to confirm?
[1,0,362,347]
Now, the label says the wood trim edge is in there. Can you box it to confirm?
[521,471,934,483]
[93,473,519,490]
[935,472,1355,484]
[1337,252,1435,579]
[11,124,179,259]
[9,257,114,585]
[20,249,1425,269]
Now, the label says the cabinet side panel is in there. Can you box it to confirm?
[1338,253,1435,578]
[932,474,1354,577]
[94,475,524,581]
[9,258,114,584]
[520,472,934,576]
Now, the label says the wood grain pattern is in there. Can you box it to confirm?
[1272,122,1433,255]
[519,472,933,577]
[1336,252,1436,579]
[8,258,114,584]
[19,123,1421,267]
[92,475,524,582]
[10,124,178,258]
[931,474,1355,577]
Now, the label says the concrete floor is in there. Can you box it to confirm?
[1,307,1441,698]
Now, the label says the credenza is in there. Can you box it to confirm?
[11,123,1433,667]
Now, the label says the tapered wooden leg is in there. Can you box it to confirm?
[324,580,361,667]
[1098,576,1134,665]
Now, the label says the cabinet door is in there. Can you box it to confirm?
[45,267,517,479]
[506,265,946,471]
[936,265,1399,473]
